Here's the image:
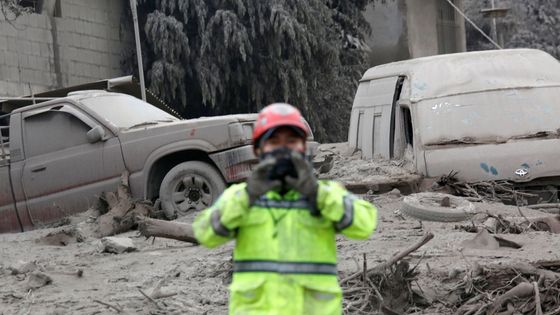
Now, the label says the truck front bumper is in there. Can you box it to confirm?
[210,145,257,183]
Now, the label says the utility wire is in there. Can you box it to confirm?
[444,0,503,49]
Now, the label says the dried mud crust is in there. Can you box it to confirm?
[402,192,476,222]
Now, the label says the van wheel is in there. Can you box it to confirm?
[159,161,226,219]
[401,192,476,222]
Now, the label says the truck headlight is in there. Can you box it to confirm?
[229,123,254,146]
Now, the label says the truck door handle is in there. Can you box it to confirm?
[31,166,46,173]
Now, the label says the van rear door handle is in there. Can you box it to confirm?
[31,166,46,173]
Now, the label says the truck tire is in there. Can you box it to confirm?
[401,192,476,222]
[159,161,226,219]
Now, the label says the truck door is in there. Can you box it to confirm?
[21,104,125,225]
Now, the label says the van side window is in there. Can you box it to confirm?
[24,111,90,157]
[402,107,413,147]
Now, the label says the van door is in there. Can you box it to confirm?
[348,76,402,159]
[21,104,125,226]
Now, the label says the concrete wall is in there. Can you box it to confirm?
[363,1,410,66]
[0,0,131,97]
[406,0,440,58]
[364,0,467,66]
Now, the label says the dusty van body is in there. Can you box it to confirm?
[348,49,560,188]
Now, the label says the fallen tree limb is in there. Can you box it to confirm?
[513,263,560,281]
[528,204,560,209]
[534,281,544,315]
[138,288,162,310]
[93,299,123,313]
[95,171,153,237]
[488,282,534,315]
[371,232,434,273]
[341,232,434,284]
[137,217,198,244]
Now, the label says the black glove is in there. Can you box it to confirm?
[285,151,319,212]
[246,157,282,205]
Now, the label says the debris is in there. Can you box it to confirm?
[149,278,178,299]
[9,260,38,275]
[436,173,539,204]
[93,299,123,313]
[401,192,475,222]
[26,271,52,289]
[456,213,560,234]
[138,288,162,310]
[94,171,156,237]
[312,153,334,174]
[461,229,522,250]
[388,188,401,198]
[37,226,86,246]
[488,282,534,314]
[461,229,500,250]
[101,237,137,254]
[493,236,522,249]
[137,217,198,244]
[452,262,560,314]
[340,233,434,313]
[531,215,560,233]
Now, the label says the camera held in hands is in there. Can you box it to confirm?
[260,147,301,181]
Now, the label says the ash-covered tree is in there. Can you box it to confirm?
[464,0,560,59]
[0,0,32,21]
[125,0,374,142]
[507,0,560,58]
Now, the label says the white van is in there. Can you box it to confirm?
[348,49,560,185]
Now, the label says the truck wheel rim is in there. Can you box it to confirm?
[171,175,212,214]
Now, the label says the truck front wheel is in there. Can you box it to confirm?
[159,161,226,220]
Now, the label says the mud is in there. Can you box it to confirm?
[2,151,560,314]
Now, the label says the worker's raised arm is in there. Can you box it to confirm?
[193,183,250,248]
[317,180,378,239]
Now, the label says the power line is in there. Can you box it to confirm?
[444,0,503,49]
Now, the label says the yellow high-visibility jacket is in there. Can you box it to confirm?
[193,180,377,315]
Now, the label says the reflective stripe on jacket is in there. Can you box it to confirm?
[193,180,378,315]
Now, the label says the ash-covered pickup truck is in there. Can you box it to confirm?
[0,90,266,233]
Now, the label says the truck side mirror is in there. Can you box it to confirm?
[87,125,105,143]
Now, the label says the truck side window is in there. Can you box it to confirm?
[402,107,413,147]
[24,111,91,157]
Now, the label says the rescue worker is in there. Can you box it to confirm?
[193,103,377,314]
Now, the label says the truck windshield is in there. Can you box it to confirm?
[416,86,560,146]
[80,94,179,129]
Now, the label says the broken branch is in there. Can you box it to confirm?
[372,232,434,273]
[138,288,162,310]
[93,299,123,313]
[488,282,534,315]
[137,217,198,244]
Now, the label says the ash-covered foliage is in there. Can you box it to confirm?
[464,0,560,59]
[123,0,376,142]
[0,0,32,21]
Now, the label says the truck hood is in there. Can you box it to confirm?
[120,113,257,145]
[117,114,257,174]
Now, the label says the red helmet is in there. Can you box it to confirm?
[253,103,309,147]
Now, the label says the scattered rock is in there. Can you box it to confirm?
[461,229,522,250]
[440,196,451,207]
[101,237,137,254]
[27,271,52,289]
[461,229,500,250]
[482,217,498,232]
[447,268,462,279]
[9,260,38,275]
[38,226,86,246]
[388,188,401,198]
